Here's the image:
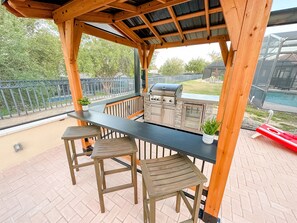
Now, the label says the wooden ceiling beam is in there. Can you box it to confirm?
[167,6,184,40]
[2,2,24,17]
[130,7,222,31]
[130,18,173,31]
[93,6,110,13]
[7,1,59,19]
[139,14,163,43]
[113,21,144,43]
[156,0,167,3]
[82,23,137,48]
[114,0,190,22]
[142,24,227,41]
[53,0,117,24]
[155,35,229,49]
[204,0,210,37]
[109,2,137,12]
[76,12,113,23]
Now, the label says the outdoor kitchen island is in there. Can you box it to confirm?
[68,109,217,164]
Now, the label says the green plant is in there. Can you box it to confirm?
[201,118,221,135]
[78,97,91,106]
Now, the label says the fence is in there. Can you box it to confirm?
[0,75,201,119]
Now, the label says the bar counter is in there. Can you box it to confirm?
[68,109,217,164]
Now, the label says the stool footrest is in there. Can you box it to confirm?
[103,183,134,194]
[104,167,131,175]
[180,219,194,223]
[73,161,94,168]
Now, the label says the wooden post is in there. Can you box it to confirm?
[204,0,272,222]
[58,20,89,148]
[138,45,155,93]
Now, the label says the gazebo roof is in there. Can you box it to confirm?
[2,0,297,49]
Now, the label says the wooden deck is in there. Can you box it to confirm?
[0,129,296,222]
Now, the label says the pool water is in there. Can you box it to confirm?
[265,92,297,108]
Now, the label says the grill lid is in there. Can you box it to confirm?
[149,83,183,97]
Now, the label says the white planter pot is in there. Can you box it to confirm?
[82,105,89,111]
[202,133,214,144]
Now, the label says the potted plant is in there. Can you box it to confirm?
[201,118,221,144]
[78,96,91,111]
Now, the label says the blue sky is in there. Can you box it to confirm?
[155,0,297,67]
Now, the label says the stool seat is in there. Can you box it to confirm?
[91,136,138,213]
[141,153,207,223]
[62,126,100,140]
[62,125,100,185]
[91,136,138,159]
[141,154,207,198]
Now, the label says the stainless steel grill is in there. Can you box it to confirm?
[149,83,183,105]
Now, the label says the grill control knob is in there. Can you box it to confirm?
[163,99,166,101]
[169,100,172,102]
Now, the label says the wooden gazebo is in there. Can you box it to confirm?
[2,0,276,222]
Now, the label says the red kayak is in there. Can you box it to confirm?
[256,124,297,152]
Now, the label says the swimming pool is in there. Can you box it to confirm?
[265,91,297,108]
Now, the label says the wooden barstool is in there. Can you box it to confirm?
[61,125,100,185]
[140,153,207,223]
[91,136,138,213]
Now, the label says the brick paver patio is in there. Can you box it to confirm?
[0,129,296,222]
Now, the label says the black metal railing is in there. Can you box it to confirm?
[0,74,200,119]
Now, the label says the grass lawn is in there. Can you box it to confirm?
[181,79,222,95]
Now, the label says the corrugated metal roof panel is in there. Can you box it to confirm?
[211,28,228,37]
[164,36,182,43]
[209,0,220,9]
[173,0,205,16]
[147,39,160,45]
[155,23,177,35]
[180,17,206,30]
[134,28,153,38]
[185,31,208,40]
[210,12,225,26]
[124,17,144,28]
[146,8,171,23]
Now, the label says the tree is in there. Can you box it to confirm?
[208,51,222,62]
[185,58,209,73]
[0,7,64,80]
[159,57,184,75]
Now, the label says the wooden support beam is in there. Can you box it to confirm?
[137,45,155,93]
[113,21,144,43]
[113,0,189,22]
[216,46,234,122]
[3,1,24,17]
[53,0,117,24]
[204,0,210,37]
[83,23,137,48]
[57,20,84,120]
[220,0,246,50]
[219,40,229,65]
[109,2,137,12]
[7,1,59,19]
[204,0,272,221]
[167,6,184,40]
[139,14,163,43]
[76,12,113,23]
[155,35,229,49]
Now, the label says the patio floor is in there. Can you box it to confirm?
[0,127,296,222]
